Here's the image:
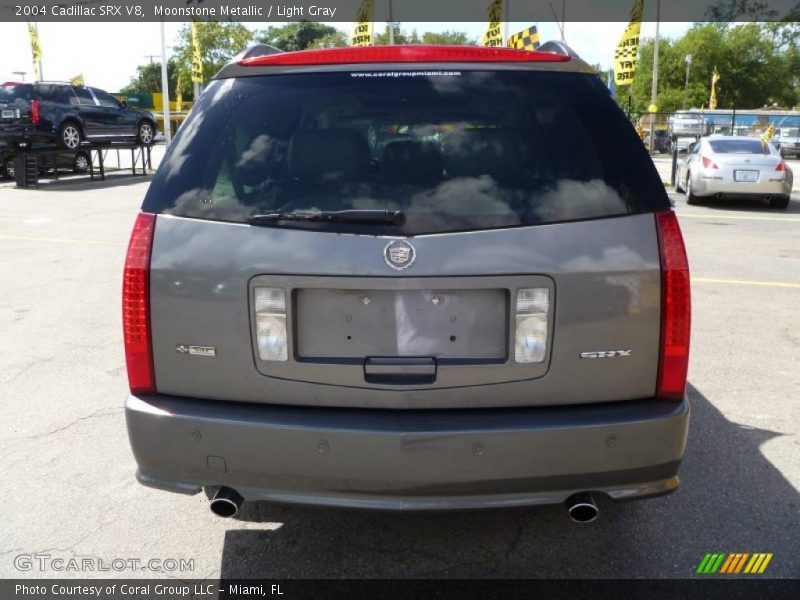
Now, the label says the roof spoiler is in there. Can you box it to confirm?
[231,43,284,63]
[537,41,581,59]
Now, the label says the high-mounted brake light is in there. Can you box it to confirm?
[655,211,691,401]
[123,212,156,394]
[30,99,40,125]
[239,45,572,67]
[701,156,717,169]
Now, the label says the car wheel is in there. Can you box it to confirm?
[73,152,90,174]
[686,173,701,205]
[137,121,154,146]
[59,122,82,150]
[4,157,15,180]
[770,195,790,209]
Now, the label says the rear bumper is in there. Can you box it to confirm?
[126,394,690,510]
[0,124,54,145]
[693,174,790,197]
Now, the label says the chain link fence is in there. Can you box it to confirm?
[631,110,800,158]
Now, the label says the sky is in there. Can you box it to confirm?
[0,21,693,92]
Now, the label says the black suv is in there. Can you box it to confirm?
[0,82,156,150]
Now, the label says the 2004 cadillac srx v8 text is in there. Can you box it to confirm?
[123,43,691,522]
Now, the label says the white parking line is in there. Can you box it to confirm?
[692,277,800,289]
[676,212,800,223]
[0,234,123,246]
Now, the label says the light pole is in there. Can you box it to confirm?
[683,53,693,110]
[34,22,43,81]
[159,21,172,146]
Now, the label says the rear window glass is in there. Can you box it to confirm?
[708,139,770,154]
[144,70,668,235]
[780,128,798,139]
[0,84,34,102]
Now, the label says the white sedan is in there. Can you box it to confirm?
[676,136,793,209]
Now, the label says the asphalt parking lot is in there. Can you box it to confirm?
[0,168,798,579]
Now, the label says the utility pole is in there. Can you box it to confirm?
[159,21,172,146]
[649,0,661,153]
[561,0,566,42]
[144,54,160,64]
[683,53,693,110]
[387,0,394,45]
[12,71,26,82]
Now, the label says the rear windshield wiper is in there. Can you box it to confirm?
[248,209,405,225]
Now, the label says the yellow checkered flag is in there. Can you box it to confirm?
[70,74,84,86]
[613,0,643,87]
[27,23,42,81]
[709,66,720,110]
[191,21,203,84]
[351,0,373,47]
[482,0,504,48]
[507,25,540,51]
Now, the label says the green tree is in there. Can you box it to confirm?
[372,24,478,45]
[628,22,798,113]
[119,59,179,95]
[172,22,253,99]
[374,24,421,45]
[256,21,347,51]
[421,30,478,45]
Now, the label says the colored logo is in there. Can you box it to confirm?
[696,552,773,574]
[383,240,416,271]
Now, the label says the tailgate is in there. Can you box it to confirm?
[149,213,662,409]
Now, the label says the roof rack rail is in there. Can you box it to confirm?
[537,40,581,59]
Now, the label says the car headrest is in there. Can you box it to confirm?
[289,129,369,181]
[382,141,443,184]
[444,129,524,180]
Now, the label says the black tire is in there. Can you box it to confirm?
[59,121,82,150]
[770,195,790,209]
[72,151,90,174]
[136,121,155,146]
[686,173,701,205]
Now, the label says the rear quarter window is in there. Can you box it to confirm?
[143,70,669,235]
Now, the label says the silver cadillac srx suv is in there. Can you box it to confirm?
[123,44,691,521]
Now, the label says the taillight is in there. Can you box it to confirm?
[253,287,289,362]
[655,211,691,401]
[701,156,717,169]
[776,161,786,172]
[123,212,156,394]
[31,99,40,124]
[514,288,550,363]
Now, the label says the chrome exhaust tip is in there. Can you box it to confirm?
[209,486,243,518]
[565,492,599,523]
